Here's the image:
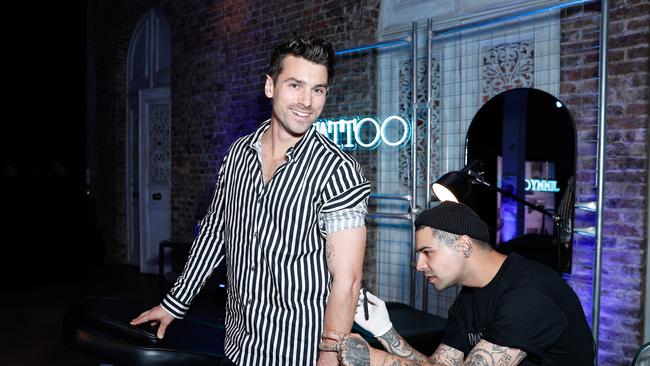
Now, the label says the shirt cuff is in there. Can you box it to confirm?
[161,293,190,319]
[321,199,367,235]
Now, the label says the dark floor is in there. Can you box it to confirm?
[0,264,180,366]
[0,258,446,366]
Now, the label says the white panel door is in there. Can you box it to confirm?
[138,88,171,274]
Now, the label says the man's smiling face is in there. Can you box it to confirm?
[265,55,329,137]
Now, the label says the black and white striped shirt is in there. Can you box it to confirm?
[162,120,370,365]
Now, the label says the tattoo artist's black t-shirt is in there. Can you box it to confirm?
[442,253,594,365]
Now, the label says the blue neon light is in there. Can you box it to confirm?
[434,0,593,37]
[314,116,411,150]
[525,179,560,192]
[335,39,411,56]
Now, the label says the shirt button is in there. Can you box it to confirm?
[253,232,258,238]
[247,299,252,305]
[251,265,256,272]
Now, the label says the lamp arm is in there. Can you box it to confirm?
[462,166,565,271]
[467,172,559,221]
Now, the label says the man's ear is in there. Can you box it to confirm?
[264,75,274,98]
[455,235,473,258]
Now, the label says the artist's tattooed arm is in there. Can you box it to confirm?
[462,340,526,366]
[335,334,372,365]
[376,328,427,362]
[428,344,464,366]
[322,332,431,366]
[372,343,464,366]
[322,333,523,366]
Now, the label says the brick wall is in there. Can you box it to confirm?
[560,0,649,364]
[90,0,381,260]
[164,0,381,244]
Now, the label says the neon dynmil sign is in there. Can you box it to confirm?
[314,116,411,150]
[525,179,560,192]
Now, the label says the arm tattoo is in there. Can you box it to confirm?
[338,336,371,366]
[429,344,463,366]
[464,340,527,366]
[510,351,526,365]
[378,329,426,362]
[378,353,421,366]
[465,348,494,366]
[326,241,335,263]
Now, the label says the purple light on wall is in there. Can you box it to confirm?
[500,197,518,243]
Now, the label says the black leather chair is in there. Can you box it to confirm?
[64,239,446,363]
[63,296,446,365]
[63,296,224,365]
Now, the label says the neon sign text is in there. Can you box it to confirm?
[525,179,560,192]
[314,116,411,150]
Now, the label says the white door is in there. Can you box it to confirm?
[138,88,171,274]
[127,99,141,266]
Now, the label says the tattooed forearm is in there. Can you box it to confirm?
[464,340,527,366]
[375,345,464,366]
[429,344,463,366]
[465,348,494,366]
[493,348,526,366]
[338,336,371,366]
[511,351,526,364]
[377,328,426,362]
[378,352,422,366]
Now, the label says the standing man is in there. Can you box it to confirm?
[322,201,594,366]
[131,34,370,366]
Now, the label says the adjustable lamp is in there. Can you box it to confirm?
[432,160,483,203]
[431,171,471,203]
[433,160,557,220]
[432,160,564,269]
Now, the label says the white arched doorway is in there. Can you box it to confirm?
[126,7,172,274]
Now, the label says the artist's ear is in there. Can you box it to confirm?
[265,75,274,98]
[455,235,473,258]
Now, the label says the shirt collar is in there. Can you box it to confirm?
[247,119,316,163]
[247,119,271,151]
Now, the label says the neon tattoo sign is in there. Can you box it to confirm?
[314,116,411,150]
[525,179,560,192]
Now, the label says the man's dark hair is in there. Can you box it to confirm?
[268,34,335,83]
[415,226,491,249]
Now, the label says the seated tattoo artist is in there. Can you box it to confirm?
[320,201,595,365]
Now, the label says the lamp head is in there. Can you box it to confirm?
[432,160,486,203]
[432,171,472,203]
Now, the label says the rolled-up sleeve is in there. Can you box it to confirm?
[322,200,367,234]
[319,160,370,236]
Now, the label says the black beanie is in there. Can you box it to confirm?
[414,201,490,242]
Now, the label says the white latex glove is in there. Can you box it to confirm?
[354,289,393,337]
